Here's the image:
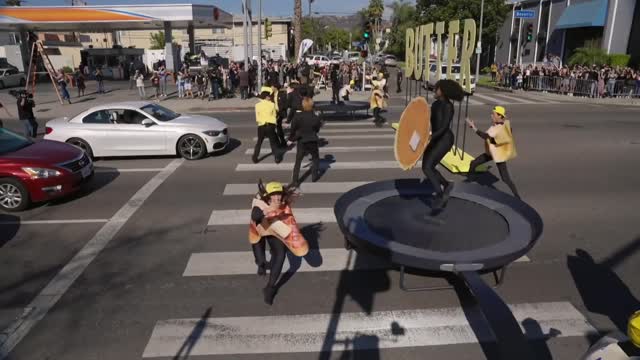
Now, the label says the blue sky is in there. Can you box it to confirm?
[15,0,417,18]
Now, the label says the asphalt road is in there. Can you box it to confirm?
[1,88,640,360]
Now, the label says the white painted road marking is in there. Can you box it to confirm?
[246,145,393,155]
[209,207,335,225]
[473,93,525,104]
[236,160,413,171]
[223,182,370,195]
[314,128,392,134]
[183,248,530,277]
[0,219,110,225]
[94,167,165,173]
[142,301,595,357]
[0,159,184,360]
[253,134,394,141]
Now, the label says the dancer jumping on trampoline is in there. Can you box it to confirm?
[422,79,465,210]
[466,106,520,198]
[249,181,309,305]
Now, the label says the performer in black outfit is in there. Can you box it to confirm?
[422,80,464,209]
[330,64,341,104]
[286,81,303,125]
[289,97,322,185]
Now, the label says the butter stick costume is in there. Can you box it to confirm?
[249,181,309,305]
[467,106,520,198]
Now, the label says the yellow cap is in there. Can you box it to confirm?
[349,79,355,86]
[378,72,384,79]
[260,86,273,95]
[265,181,283,195]
[630,310,640,347]
[493,106,506,118]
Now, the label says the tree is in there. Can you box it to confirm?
[568,47,610,67]
[367,0,385,45]
[294,0,303,59]
[387,0,417,59]
[5,0,22,5]
[150,32,165,50]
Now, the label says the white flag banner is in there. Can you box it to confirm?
[297,39,313,63]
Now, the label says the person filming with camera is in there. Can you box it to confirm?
[16,91,37,138]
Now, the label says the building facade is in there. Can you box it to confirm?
[495,0,639,66]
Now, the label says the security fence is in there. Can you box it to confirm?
[497,75,640,98]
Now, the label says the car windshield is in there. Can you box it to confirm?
[140,104,180,122]
[443,66,461,74]
[0,128,32,155]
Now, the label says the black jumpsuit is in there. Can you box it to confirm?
[422,99,454,196]
[251,206,287,293]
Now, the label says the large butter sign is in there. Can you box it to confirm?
[405,19,476,93]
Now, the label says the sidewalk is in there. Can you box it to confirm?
[0,80,373,123]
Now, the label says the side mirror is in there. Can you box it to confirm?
[142,119,154,127]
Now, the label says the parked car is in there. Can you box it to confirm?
[329,56,343,65]
[0,68,27,89]
[306,55,330,67]
[0,128,93,212]
[427,64,476,93]
[44,102,229,160]
[384,55,398,67]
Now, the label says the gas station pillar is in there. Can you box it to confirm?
[163,21,177,72]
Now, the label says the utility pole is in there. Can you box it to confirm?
[475,0,484,87]
[258,0,262,90]
[243,0,249,63]
[248,0,254,63]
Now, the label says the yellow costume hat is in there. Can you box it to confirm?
[493,106,506,118]
[630,310,640,347]
[260,86,273,95]
[265,181,284,195]
[378,72,384,79]
[349,79,355,86]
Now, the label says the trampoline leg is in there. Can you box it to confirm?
[399,266,455,292]
[493,267,507,288]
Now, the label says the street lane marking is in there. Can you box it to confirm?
[0,219,109,225]
[472,93,516,104]
[209,208,335,225]
[183,249,529,277]
[142,301,594,357]
[311,128,391,134]
[236,160,413,171]
[245,145,394,154]
[0,158,184,360]
[253,134,394,141]
[489,93,546,104]
[224,182,370,195]
[94,167,165,173]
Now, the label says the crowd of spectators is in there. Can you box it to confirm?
[490,62,640,98]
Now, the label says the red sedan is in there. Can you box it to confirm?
[0,128,93,212]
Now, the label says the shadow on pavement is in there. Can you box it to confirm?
[210,138,242,157]
[0,213,20,248]
[277,222,326,290]
[47,169,120,207]
[173,307,212,360]
[568,244,640,333]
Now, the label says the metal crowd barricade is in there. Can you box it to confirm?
[610,79,640,98]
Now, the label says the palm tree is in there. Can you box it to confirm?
[6,0,23,6]
[294,0,302,60]
[568,47,610,67]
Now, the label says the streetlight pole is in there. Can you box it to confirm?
[475,0,485,86]
[258,0,262,90]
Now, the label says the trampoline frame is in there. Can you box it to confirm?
[314,101,370,121]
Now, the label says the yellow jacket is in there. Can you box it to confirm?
[485,120,517,163]
[255,99,277,126]
[370,89,385,109]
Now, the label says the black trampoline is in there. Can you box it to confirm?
[334,178,544,359]
[314,101,370,120]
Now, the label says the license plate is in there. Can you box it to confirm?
[81,165,92,178]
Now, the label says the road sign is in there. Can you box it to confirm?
[515,10,535,18]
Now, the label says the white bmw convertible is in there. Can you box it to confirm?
[44,102,229,160]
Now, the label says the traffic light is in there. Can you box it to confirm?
[363,21,371,41]
[526,23,533,42]
[264,18,272,40]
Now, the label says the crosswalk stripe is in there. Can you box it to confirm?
[208,208,335,225]
[142,301,595,357]
[236,160,408,171]
[183,249,530,277]
[488,93,536,104]
[253,134,394,141]
[466,98,484,105]
[472,93,513,104]
[313,128,392,134]
[245,145,394,154]
[224,182,370,195]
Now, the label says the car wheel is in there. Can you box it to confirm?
[66,138,94,159]
[0,178,30,212]
[177,134,206,160]
[19,78,26,87]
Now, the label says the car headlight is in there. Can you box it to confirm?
[22,167,62,179]
[204,129,227,137]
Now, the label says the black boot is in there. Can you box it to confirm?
[257,264,266,276]
[263,286,276,305]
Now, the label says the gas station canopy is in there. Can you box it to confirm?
[0,4,233,32]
